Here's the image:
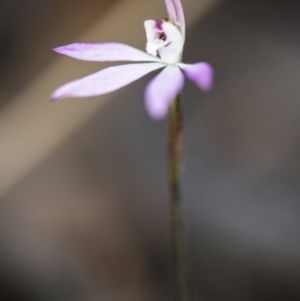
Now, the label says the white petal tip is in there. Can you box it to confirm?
[52,46,64,53]
[50,88,71,101]
[50,93,64,101]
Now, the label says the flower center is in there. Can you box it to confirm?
[158,32,167,42]
[144,19,184,64]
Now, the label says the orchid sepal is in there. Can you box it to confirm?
[51,63,166,101]
[179,62,214,91]
[164,0,185,39]
[53,42,162,62]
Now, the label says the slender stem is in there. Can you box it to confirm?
[168,95,194,301]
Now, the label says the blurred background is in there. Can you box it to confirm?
[1,0,300,300]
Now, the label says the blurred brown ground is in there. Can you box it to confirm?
[1,0,300,301]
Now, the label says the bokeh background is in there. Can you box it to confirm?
[1,0,300,300]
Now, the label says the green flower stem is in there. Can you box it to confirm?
[168,95,194,301]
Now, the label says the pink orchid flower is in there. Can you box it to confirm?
[51,0,213,119]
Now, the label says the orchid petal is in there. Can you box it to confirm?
[164,0,185,39]
[179,62,214,91]
[51,63,166,101]
[164,0,177,22]
[145,65,184,119]
[53,43,162,62]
